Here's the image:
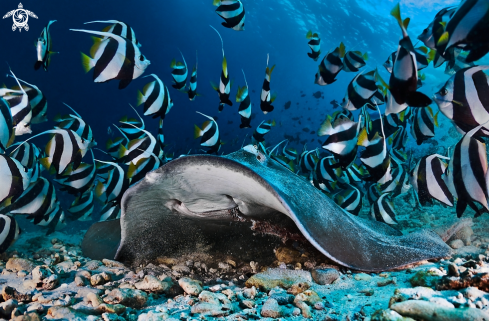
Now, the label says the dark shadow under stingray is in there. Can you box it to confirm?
[83,147,452,272]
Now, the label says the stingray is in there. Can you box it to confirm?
[83,145,452,272]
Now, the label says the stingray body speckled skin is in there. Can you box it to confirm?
[84,149,451,272]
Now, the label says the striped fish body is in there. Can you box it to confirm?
[120,135,160,165]
[54,162,96,195]
[321,118,359,168]
[358,131,392,184]
[118,118,146,141]
[11,80,48,124]
[334,185,362,215]
[410,107,437,145]
[384,48,429,74]
[306,31,321,61]
[128,153,161,184]
[2,178,56,224]
[0,155,30,204]
[0,98,13,153]
[158,119,165,150]
[381,165,411,199]
[299,149,317,174]
[371,193,398,225]
[55,114,95,148]
[260,65,276,114]
[367,182,382,204]
[418,7,456,49]
[68,190,94,221]
[72,29,150,89]
[137,74,173,119]
[4,91,32,136]
[446,126,489,217]
[215,0,245,31]
[99,202,121,222]
[214,57,233,111]
[445,51,475,75]
[0,215,20,253]
[196,121,221,152]
[36,202,66,235]
[389,126,408,150]
[35,20,56,71]
[315,47,343,86]
[42,129,89,174]
[10,142,42,183]
[440,0,489,63]
[170,54,188,92]
[84,20,141,47]
[95,162,129,204]
[343,51,366,72]
[314,157,340,184]
[342,163,367,184]
[283,147,297,161]
[342,71,378,111]
[434,66,489,137]
[390,148,408,165]
[188,67,198,101]
[106,136,127,160]
[411,154,453,207]
[252,120,273,142]
[238,89,252,128]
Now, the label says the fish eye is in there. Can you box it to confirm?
[439,88,448,96]
[257,155,261,161]
[253,145,258,149]
[139,55,145,61]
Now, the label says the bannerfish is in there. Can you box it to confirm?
[55,103,96,148]
[0,155,31,204]
[84,20,141,47]
[0,98,13,153]
[187,51,199,101]
[71,28,150,89]
[434,66,489,137]
[315,45,344,85]
[210,26,233,111]
[306,30,321,61]
[170,50,188,92]
[194,112,222,154]
[35,20,57,71]
[319,117,359,168]
[411,154,453,207]
[342,51,367,72]
[0,214,20,253]
[236,69,252,129]
[410,106,438,145]
[260,54,276,114]
[333,184,363,215]
[34,201,66,235]
[252,119,275,143]
[214,0,245,31]
[7,76,48,124]
[342,70,378,111]
[118,105,146,141]
[371,193,398,225]
[385,4,432,115]
[94,160,130,205]
[54,160,96,195]
[67,190,94,222]
[117,123,160,166]
[9,142,42,183]
[136,74,173,119]
[418,7,456,50]
[158,119,165,150]
[2,70,32,136]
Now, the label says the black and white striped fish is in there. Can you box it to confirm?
[434,66,489,137]
[388,126,408,150]
[341,163,368,185]
[334,184,363,216]
[299,147,318,174]
[10,142,42,183]
[118,105,147,141]
[0,98,13,153]
[34,201,66,235]
[383,47,430,73]
[283,142,298,161]
[2,70,32,136]
[127,151,161,184]
[170,51,188,92]
[342,51,367,72]
[0,178,56,225]
[7,76,48,124]
[260,54,276,114]
[137,74,173,119]
[446,124,489,217]
[158,119,165,150]
[99,202,121,222]
[371,193,398,225]
[236,70,251,129]
[314,156,341,184]
[0,154,31,205]
[35,20,56,71]
[367,182,382,204]
[0,215,20,253]
[411,154,453,207]
[210,26,233,111]
[385,4,432,115]
[342,70,378,111]
[410,106,438,145]
[436,0,489,63]
[315,45,344,86]
[194,112,222,154]
[253,120,275,143]
[71,28,150,89]
[357,107,392,184]
[306,30,321,61]
[67,190,94,222]
[117,124,160,165]
[319,117,359,168]
[94,160,130,204]
[214,0,245,31]
[54,160,96,195]
[84,20,141,47]
[445,50,475,75]
[380,164,411,199]
[188,52,199,101]
[418,7,456,50]
[55,103,96,148]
